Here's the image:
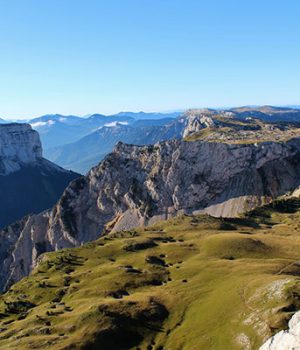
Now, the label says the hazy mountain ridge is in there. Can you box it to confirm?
[44,118,184,174]
[27,112,180,150]
[29,114,135,149]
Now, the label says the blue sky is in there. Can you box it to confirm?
[0,0,299,119]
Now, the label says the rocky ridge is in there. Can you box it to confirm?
[1,137,300,291]
[179,110,216,138]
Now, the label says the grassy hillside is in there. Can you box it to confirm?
[1,199,300,349]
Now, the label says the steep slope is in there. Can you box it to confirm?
[0,199,300,349]
[1,137,300,291]
[0,123,80,228]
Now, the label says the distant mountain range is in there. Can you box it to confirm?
[44,117,184,173]
[2,106,300,174]
[28,112,181,173]
[28,114,135,149]
[0,112,181,149]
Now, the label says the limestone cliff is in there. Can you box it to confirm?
[260,311,300,350]
[0,123,42,175]
[179,110,216,138]
[1,138,300,291]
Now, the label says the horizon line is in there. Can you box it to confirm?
[1,104,300,120]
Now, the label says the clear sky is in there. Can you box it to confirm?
[0,0,299,119]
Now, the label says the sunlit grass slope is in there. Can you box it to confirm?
[1,199,300,349]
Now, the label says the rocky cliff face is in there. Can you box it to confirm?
[1,137,300,291]
[179,110,216,138]
[0,123,42,175]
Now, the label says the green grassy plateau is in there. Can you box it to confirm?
[1,199,300,349]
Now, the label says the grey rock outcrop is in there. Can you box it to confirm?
[1,138,300,291]
[180,110,216,138]
[260,311,300,350]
